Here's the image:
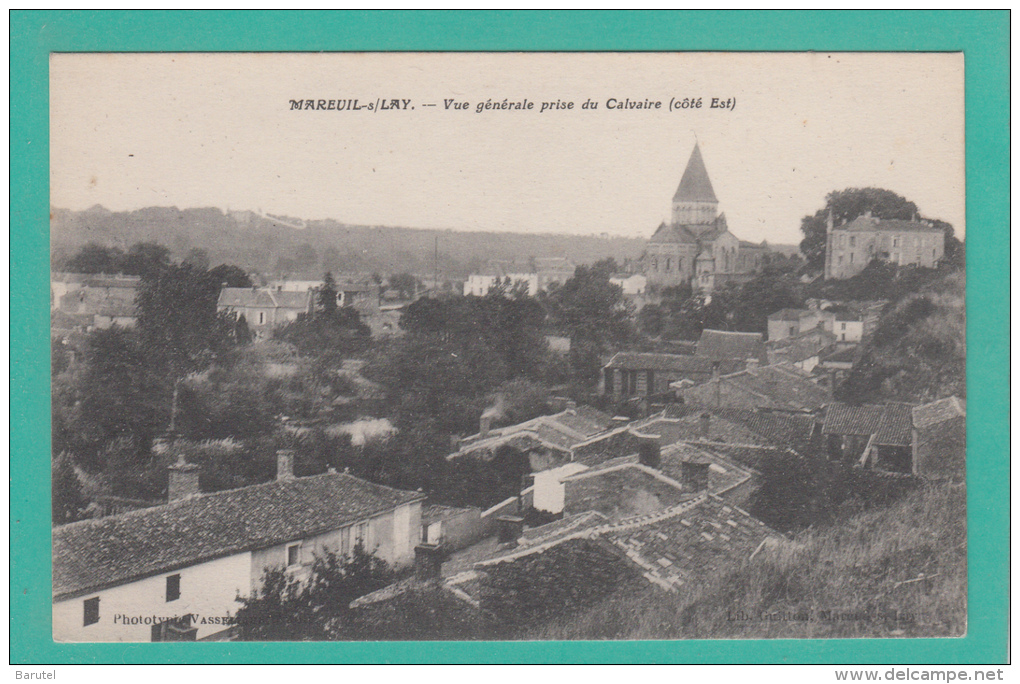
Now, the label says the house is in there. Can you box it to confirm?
[448,406,625,472]
[601,352,744,399]
[824,212,945,280]
[767,326,839,373]
[534,257,576,291]
[696,329,769,366]
[675,363,832,414]
[766,308,835,342]
[831,311,864,343]
[610,273,648,296]
[822,403,887,463]
[643,143,765,293]
[421,505,485,552]
[216,287,314,339]
[633,403,819,454]
[911,396,966,479]
[53,274,142,329]
[475,471,778,601]
[52,451,425,642]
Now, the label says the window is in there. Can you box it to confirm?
[258,311,266,325]
[849,253,854,264]
[83,597,100,626]
[341,526,352,556]
[651,259,657,271]
[932,248,937,258]
[166,574,181,602]
[665,258,671,271]
[354,522,369,549]
[849,236,855,247]
[892,237,899,247]
[286,543,301,567]
[837,255,843,265]
[841,323,847,331]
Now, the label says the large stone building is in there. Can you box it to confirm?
[824,212,945,280]
[644,144,765,292]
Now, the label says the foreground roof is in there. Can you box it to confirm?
[53,472,425,600]
[682,364,832,412]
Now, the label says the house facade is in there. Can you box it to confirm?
[53,454,424,642]
[644,144,765,292]
[824,213,945,280]
[216,287,314,339]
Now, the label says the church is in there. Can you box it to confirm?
[644,143,765,292]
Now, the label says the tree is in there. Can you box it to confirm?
[546,263,633,386]
[120,242,172,277]
[800,188,919,271]
[135,263,235,383]
[208,263,253,288]
[318,272,339,316]
[182,248,210,271]
[389,272,418,300]
[52,453,88,525]
[234,546,393,641]
[63,243,125,274]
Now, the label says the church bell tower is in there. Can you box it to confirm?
[671,143,719,226]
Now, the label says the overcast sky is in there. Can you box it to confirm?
[51,52,964,245]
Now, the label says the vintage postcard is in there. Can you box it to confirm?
[46,50,971,646]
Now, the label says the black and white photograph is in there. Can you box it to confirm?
[49,52,966,642]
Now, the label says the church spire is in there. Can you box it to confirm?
[671,142,719,225]
[673,143,718,203]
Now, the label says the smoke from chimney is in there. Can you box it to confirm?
[480,394,506,437]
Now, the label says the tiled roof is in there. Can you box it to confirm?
[912,396,966,429]
[217,287,312,310]
[648,223,699,245]
[605,352,720,374]
[768,308,812,322]
[453,408,613,459]
[673,143,718,203]
[52,472,424,600]
[696,329,767,363]
[708,365,832,412]
[873,403,915,447]
[659,443,753,495]
[423,504,480,524]
[709,408,818,450]
[519,511,608,544]
[822,403,886,436]
[834,216,943,234]
[601,496,773,591]
[820,346,858,364]
[634,413,766,448]
[477,494,777,594]
[562,464,693,520]
[690,444,795,474]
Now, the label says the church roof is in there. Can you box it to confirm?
[673,143,718,204]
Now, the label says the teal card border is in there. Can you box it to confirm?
[10,10,1008,664]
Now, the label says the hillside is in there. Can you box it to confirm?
[837,269,966,404]
[520,483,966,639]
[50,205,647,279]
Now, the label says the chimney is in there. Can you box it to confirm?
[479,415,492,438]
[496,515,525,546]
[700,412,712,439]
[167,456,200,502]
[276,449,295,481]
[681,458,711,494]
[638,438,661,469]
[414,543,444,581]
